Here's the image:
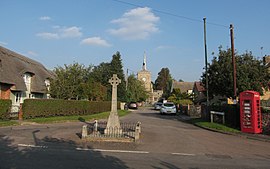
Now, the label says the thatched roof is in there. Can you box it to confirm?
[0,46,54,93]
[171,81,194,93]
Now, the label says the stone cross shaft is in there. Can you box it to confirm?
[109,74,121,113]
[105,74,122,135]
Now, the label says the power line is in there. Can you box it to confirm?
[112,0,228,28]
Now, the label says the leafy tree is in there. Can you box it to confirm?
[202,47,270,97]
[50,63,88,100]
[50,51,127,101]
[126,74,148,102]
[91,62,111,85]
[80,77,107,101]
[168,88,193,104]
[237,52,269,94]
[154,68,172,98]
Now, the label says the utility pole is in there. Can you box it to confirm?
[126,68,128,90]
[230,24,237,98]
[203,17,209,107]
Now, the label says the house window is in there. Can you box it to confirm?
[15,93,22,103]
[23,73,31,84]
[45,79,50,92]
[45,79,50,87]
[23,73,32,91]
[187,90,193,95]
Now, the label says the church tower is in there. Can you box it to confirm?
[138,52,152,93]
[137,52,154,104]
[137,52,163,104]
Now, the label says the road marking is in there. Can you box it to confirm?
[171,153,195,156]
[18,144,48,149]
[76,148,149,154]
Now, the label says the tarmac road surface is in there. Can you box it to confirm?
[0,107,270,169]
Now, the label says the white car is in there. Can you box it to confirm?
[154,102,163,110]
[160,102,177,115]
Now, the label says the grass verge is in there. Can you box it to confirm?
[0,120,19,127]
[25,110,130,124]
[190,118,240,133]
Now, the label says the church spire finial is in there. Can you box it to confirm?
[143,51,147,70]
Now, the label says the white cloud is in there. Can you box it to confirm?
[108,7,160,40]
[39,16,51,21]
[81,37,111,47]
[155,45,174,51]
[36,26,82,40]
[36,32,59,39]
[60,26,82,38]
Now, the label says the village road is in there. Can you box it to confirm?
[0,108,270,169]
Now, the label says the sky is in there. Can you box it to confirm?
[0,0,270,82]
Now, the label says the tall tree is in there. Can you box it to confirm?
[202,47,270,97]
[154,68,172,98]
[126,74,148,102]
[110,51,126,101]
[90,51,126,101]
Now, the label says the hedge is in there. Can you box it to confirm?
[206,104,240,129]
[22,99,119,119]
[0,99,12,120]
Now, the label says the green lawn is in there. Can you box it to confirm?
[25,110,130,124]
[0,110,130,126]
[191,118,240,133]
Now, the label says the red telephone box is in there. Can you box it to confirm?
[240,91,262,134]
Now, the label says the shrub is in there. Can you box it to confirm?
[208,104,240,129]
[22,99,119,119]
[0,99,12,120]
[177,99,193,105]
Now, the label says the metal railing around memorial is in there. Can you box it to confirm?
[86,121,139,139]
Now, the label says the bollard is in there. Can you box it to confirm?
[135,128,140,141]
[136,121,141,134]
[81,125,88,138]
[135,121,141,141]
[94,119,98,132]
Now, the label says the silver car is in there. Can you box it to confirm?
[160,102,177,115]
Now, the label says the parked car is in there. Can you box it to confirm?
[128,102,138,109]
[154,102,163,110]
[160,102,177,115]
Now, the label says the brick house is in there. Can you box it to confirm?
[193,81,206,104]
[0,46,54,112]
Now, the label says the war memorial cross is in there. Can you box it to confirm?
[105,74,122,134]
[109,74,121,113]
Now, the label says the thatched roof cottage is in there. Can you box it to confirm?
[0,46,53,111]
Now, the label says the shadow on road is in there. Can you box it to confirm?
[0,134,129,169]
[152,161,181,169]
[138,111,182,121]
[137,110,200,130]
